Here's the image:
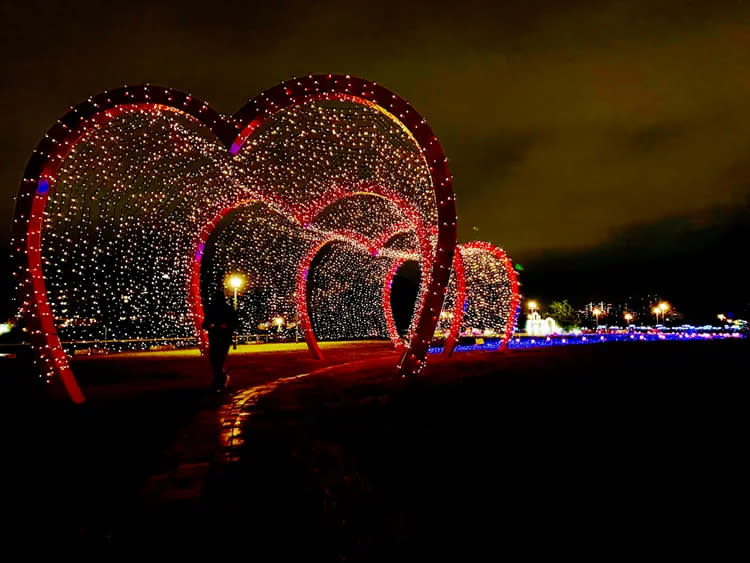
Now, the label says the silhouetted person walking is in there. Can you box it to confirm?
[202,291,239,391]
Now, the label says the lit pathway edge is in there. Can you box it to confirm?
[138,357,383,513]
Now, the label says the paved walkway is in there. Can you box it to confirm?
[3,340,401,547]
[90,341,403,533]
[71,340,398,399]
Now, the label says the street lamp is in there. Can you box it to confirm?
[652,305,662,326]
[624,312,633,327]
[527,300,538,315]
[226,274,245,349]
[228,274,245,310]
[593,307,602,329]
[658,301,670,327]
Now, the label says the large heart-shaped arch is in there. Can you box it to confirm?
[12,75,457,403]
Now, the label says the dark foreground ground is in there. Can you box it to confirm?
[2,339,745,557]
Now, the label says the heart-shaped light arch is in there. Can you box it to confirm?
[13,75,457,403]
[441,241,521,356]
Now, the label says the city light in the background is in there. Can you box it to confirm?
[715,312,747,330]
[650,301,671,325]
[429,328,744,355]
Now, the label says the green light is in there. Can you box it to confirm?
[514,263,524,272]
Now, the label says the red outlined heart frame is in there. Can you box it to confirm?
[12,75,457,403]
[442,241,521,356]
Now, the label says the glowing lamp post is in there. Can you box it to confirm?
[651,301,670,327]
[652,306,661,326]
[527,300,538,315]
[273,316,285,338]
[593,307,602,329]
[657,301,670,328]
[228,274,245,310]
[227,274,245,349]
[624,312,633,328]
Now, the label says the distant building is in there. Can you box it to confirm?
[525,311,562,336]
[581,301,612,323]
[583,294,671,326]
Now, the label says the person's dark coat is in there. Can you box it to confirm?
[202,293,239,341]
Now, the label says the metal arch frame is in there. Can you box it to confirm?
[376,228,421,350]
[14,75,456,403]
[442,247,468,357]
[294,237,357,361]
[442,241,521,356]
[382,258,408,349]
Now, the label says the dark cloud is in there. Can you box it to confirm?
[454,131,546,196]
[621,121,689,154]
[521,201,750,319]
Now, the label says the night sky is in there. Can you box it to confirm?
[2,0,749,320]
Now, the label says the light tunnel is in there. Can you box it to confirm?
[13,76,457,403]
[197,191,425,361]
[438,241,521,356]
